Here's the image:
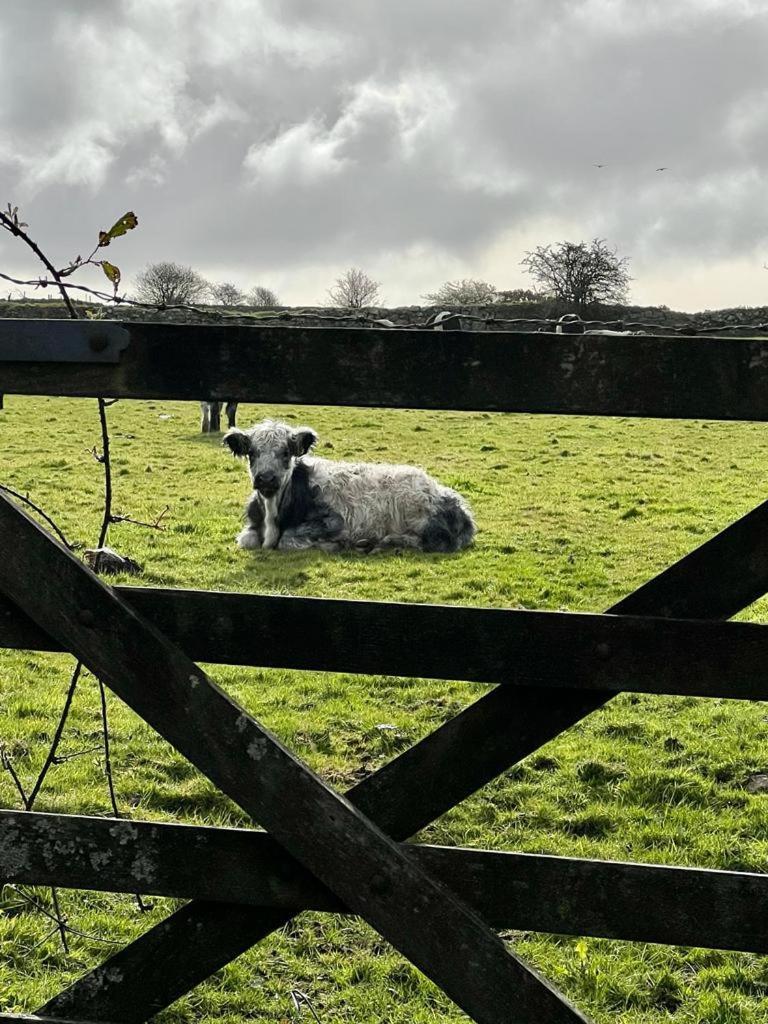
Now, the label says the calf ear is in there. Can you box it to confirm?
[222,428,251,457]
[291,427,318,456]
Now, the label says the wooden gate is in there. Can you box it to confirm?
[3,318,768,1023]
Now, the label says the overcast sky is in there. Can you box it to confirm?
[1,0,767,311]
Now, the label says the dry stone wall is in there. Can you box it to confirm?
[2,299,768,335]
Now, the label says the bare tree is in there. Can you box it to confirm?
[327,267,381,308]
[210,281,245,305]
[521,239,630,312]
[134,261,210,305]
[248,285,280,306]
[423,279,498,305]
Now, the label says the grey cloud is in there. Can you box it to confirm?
[1,0,767,305]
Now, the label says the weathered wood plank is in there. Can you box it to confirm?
[3,318,768,419]
[43,496,768,1020]
[5,810,768,954]
[5,585,768,699]
[0,496,586,1024]
[0,1016,98,1024]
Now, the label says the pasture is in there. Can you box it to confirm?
[1,394,768,1023]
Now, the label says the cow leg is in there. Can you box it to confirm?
[209,402,222,432]
[225,402,238,429]
[200,402,211,433]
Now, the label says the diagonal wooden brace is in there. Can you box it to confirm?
[41,494,768,1022]
[0,493,587,1024]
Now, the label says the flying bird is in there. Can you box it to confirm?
[594,163,607,168]
[655,166,668,171]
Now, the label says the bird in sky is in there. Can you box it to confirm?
[594,163,607,168]
[656,166,668,171]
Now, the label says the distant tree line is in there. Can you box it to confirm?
[133,261,280,307]
[132,238,630,311]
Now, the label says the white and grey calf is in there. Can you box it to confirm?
[223,419,476,553]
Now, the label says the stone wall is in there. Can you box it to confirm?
[2,298,767,335]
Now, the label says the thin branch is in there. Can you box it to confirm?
[95,397,112,553]
[51,745,103,765]
[98,681,118,819]
[49,887,70,953]
[24,662,83,809]
[291,989,323,1023]
[0,485,73,549]
[0,212,77,318]
[7,886,122,946]
[0,745,29,805]
[110,505,169,531]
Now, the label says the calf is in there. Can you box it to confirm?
[224,419,476,553]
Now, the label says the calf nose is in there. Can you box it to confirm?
[254,472,279,492]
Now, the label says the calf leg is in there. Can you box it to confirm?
[236,526,263,550]
[225,402,238,429]
[277,511,345,552]
[278,530,343,552]
[237,493,265,549]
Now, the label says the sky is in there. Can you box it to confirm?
[1,0,767,311]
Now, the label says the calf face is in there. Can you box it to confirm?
[223,420,317,497]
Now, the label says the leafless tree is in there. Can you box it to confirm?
[327,267,381,308]
[521,239,631,313]
[210,281,245,305]
[248,285,280,306]
[423,278,498,305]
[134,261,210,305]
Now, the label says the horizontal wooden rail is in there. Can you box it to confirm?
[0,1016,93,1024]
[2,810,767,953]
[3,319,768,419]
[3,586,768,699]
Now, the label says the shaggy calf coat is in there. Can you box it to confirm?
[224,420,476,553]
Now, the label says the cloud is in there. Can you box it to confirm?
[1,0,767,308]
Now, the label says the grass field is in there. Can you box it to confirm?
[2,394,768,1023]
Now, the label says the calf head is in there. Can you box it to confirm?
[223,419,318,497]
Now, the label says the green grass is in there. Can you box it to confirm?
[2,395,768,1022]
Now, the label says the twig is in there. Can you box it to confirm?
[0,212,77,318]
[0,745,29,805]
[110,505,170,531]
[97,677,150,913]
[98,681,118,819]
[0,484,72,549]
[1,202,154,939]
[25,662,83,809]
[291,989,323,1023]
[7,886,122,946]
[49,887,70,953]
[51,745,103,765]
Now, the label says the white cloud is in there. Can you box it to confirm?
[1,0,767,308]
